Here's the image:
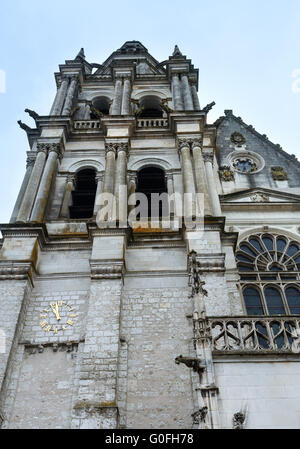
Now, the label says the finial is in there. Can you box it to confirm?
[172,45,182,57]
[75,48,85,60]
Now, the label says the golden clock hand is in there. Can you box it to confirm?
[50,302,61,321]
[55,302,61,321]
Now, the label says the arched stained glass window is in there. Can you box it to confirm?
[236,234,300,316]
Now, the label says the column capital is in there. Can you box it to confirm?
[26,155,36,168]
[178,138,191,151]
[166,172,174,181]
[191,139,202,150]
[36,143,49,154]
[66,173,76,183]
[202,149,214,164]
[105,142,118,155]
[127,171,137,183]
[117,142,129,156]
[95,171,104,182]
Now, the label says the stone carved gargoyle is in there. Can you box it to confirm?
[175,355,206,374]
[191,407,208,425]
[202,101,216,113]
[17,120,32,132]
[25,108,39,121]
[160,98,173,113]
[86,101,103,119]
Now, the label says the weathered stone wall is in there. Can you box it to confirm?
[215,360,300,429]
[120,276,195,429]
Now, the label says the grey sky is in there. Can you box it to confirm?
[1,0,299,223]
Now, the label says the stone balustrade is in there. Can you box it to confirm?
[206,316,300,353]
[73,120,102,130]
[137,118,169,129]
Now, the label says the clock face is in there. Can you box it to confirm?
[39,301,78,334]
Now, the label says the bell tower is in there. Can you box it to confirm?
[0,42,237,429]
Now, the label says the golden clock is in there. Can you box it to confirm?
[39,301,78,334]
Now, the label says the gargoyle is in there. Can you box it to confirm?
[160,98,173,113]
[17,120,32,132]
[175,355,206,374]
[86,101,103,119]
[202,101,216,113]
[192,407,208,425]
[25,108,39,120]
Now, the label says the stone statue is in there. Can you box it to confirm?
[160,98,173,113]
[175,355,206,374]
[172,45,183,57]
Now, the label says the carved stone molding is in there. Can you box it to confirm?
[202,149,214,164]
[271,166,288,181]
[219,166,235,182]
[24,342,79,355]
[26,156,36,168]
[0,262,32,281]
[90,261,125,279]
[231,132,246,147]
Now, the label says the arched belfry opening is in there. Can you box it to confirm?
[91,96,110,117]
[139,96,164,118]
[136,166,168,219]
[69,169,97,219]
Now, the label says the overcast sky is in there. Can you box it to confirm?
[0,0,299,224]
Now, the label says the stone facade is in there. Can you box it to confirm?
[1,41,300,429]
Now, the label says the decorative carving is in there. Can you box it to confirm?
[117,143,129,156]
[25,108,39,120]
[86,101,103,119]
[105,142,118,155]
[202,149,214,164]
[191,139,202,150]
[232,157,257,173]
[160,98,173,113]
[17,120,32,132]
[233,412,246,429]
[271,166,288,181]
[219,166,235,182]
[0,262,32,281]
[178,138,191,152]
[188,251,208,297]
[36,142,61,156]
[192,407,208,425]
[26,156,36,169]
[90,261,125,279]
[202,101,216,113]
[172,45,183,57]
[231,132,246,147]
[25,342,79,355]
[250,193,269,202]
[175,355,206,374]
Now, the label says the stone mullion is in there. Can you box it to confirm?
[30,144,61,223]
[93,172,104,216]
[60,174,75,219]
[16,146,48,223]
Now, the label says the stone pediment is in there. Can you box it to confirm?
[94,41,166,77]
[220,188,300,204]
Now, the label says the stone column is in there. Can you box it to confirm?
[181,74,194,110]
[16,145,48,223]
[30,143,61,223]
[179,139,196,219]
[60,174,75,218]
[50,76,69,115]
[203,149,222,216]
[111,77,123,115]
[121,77,131,115]
[127,172,136,218]
[192,140,212,215]
[114,144,128,224]
[166,173,175,216]
[62,75,78,116]
[10,156,35,223]
[103,144,117,195]
[172,73,184,110]
[191,82,200,110]
[93,172,104,216]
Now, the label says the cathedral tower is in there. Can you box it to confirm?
[1,42,300,429]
